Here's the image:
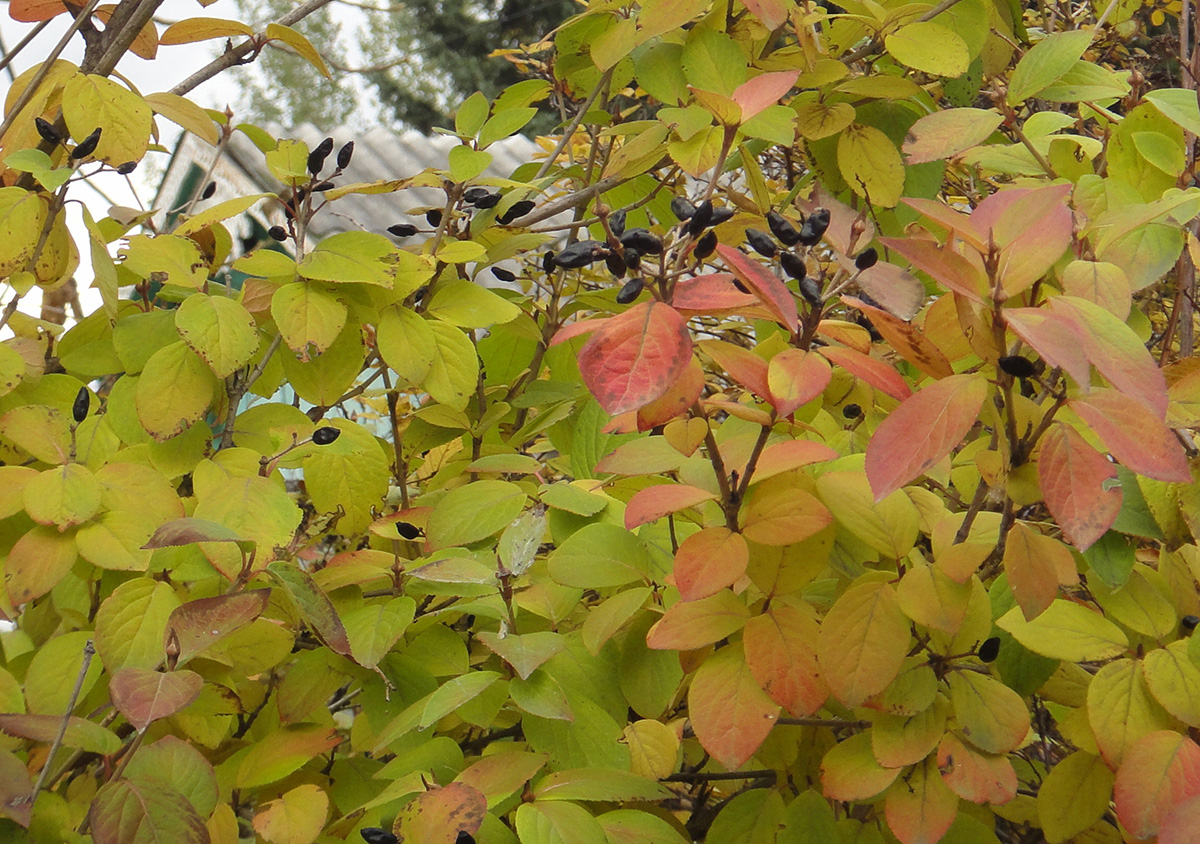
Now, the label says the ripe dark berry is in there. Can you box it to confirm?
[35,117,60,145]
[555,240,606,269]
[491,267,517,282]
[842,403,861,419]
[978,637,1001,663]
[620,228,663,255]
[624,248,641,271]
[312,426,340,445]
[387,224,417,238]
[396,522,421,540]
[72,386,90,424]
[336,141,354,169]
[201,181,217,200]
[463,187,490,204]
[360,828,398,844]
[799,276,823,307]
[268,226,288,242]
[780,252,806,281]
[732,277,750,293]
[854,247,878,270]
[473,192,501,209]
[456,832,475,844]
[307,137,333,175]
[797,208,831,246]
[608,208,627,238]
[767,210,801,246]
[498,200,535,225]
[745,229,776,258]
[70,127,101,160]
[1183,615,1200,632]
[605,252,626,279]
[116,161,137,175]
[710,207,735,226]
[685,200,714,237]
[671,196,696,221]
[694,230,717,260]
[542,251,556,273]
[426,209,443,227]
[311,180,336,192]
[998,355,1037,379]
[616,277,644,304]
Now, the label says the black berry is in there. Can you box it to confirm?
[608,209,627,238]
[799,276,823,307]
[745,229,776,258]
[542,251,556,273]
[694,230,717,260]
[605,252,626,278]
[616,277,644,304]
[620,228,663,255]
[463,187,490,205]
[34,117,60,145]
[473,192,501,210]
[498,200,535,225]
[998,355,1037,379]
[842,403,861,419]
[624,248,641,271]
[201,181,217,200]
[491,267,517,282]
[1183,615,1200,632]
[426,209,443,227]
[767,211,801,246]
[710,207,735,226]
[336,141,354,169]
[978,637,1001,663]
[307,137,333,175]
[854,247,878,270]
[797,208,831,246]
[396,522,421,540]
[671,196,696,221]
[268,226,288,242]
[360,829,398,844]
[70,128,101,160]
[685,200,714,237]
[312,427,341,445]
[780,252,806,281]
[555,240,606,269]
[72,386,90,424]
[116,161,137,175]
[387,224,417,238]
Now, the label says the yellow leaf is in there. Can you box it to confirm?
[838,123,904,208]
[623,719,679,780]
[265,24,330,78]
[61,74,153,165]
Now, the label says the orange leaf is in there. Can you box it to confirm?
[878,237,986,302]
[646,590,750,650]
[843,297,953,379]
[818,345,912,401]
[767,349,831,415]
[1002,522,1070,620]
[744,440,840,484]
[1037,423,1121,551]
[885,757,958,844]
[673,527,749,601]
[578,302,692,415]
[715,244,798,333]
[94,6,158,59]
[109,669,203,733]
[743,605,827,717]
[731,71,798,121]
[1070,389,1191,482]
[1003,307,1092,386]
[1114,731,1200,840]
[8,0,68,22]
[937,733,1017,804]
[740,485,833,546]
[865,374,988,501]
[1161,795,1200,844]
[818,580,910,707]
[821,731,901,801]
[624,484,717,529]
[698,339,771,399]
[394,782,487,844]
[637,355,705,430]
[741,0,789,27]
[672,273,759,313]
[687,643,779,769]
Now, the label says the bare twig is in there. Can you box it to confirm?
[30,640,95,799]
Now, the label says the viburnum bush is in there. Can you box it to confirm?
[4,0,1200,842]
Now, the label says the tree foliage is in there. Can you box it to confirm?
[2,0,1200,843]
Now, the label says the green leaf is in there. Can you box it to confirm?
[94,578,181,671]
[514,801,608,844]
[235,724,342,788]
[298,231,396,286]
[427,280,522,328]
[1007,29,1094,105]
[421,672,504,727]
[175,293,260,378]
[1145,88,1200,136]
[885,22,968,77]
[378,304,436,385]
[456,91,490,138]
[478,631,565,680]
[343,597,415,668]
[135,341,216,441]
[837,123,905,208]
[548,523,653,588]
[427,479,528,549]
[302,418,390,534]
[423,320,480,410]
[997,600,1129,661]
[448,145,493,182]
[533,768,670,802]
[88,779,209,844]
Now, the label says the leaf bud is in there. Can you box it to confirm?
[767,210,801,246]
[978,637,1001,663]
[685,200,714,237]
[608,208,627,238]
[387,223,417,238]
[34,117,60,145]
[312,426,341,445]
[395,522,422,540]
[72,386,90,424]
[998,355,1037,379]
[842,403,861,419]
[799,276,823,307]
[745,228,776,258]
[797,208,831,246]
[491,266,517,282]
[116,161,137,175]
[201,181,217,200]
[426,209,443,227]
[268,225,288,242]
[336,140,354,169]
[780,252,806,281]
[307,137,334,175]
[70,127,102,160]
[854,247,878,270]
[616,277,644,305]
[694,229,717,261]
[498,199,536,225]
[670,196,696,221]
[360,829,399,844]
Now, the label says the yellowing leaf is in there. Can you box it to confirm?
[884,756,959,844]
[821,731,901,801]
[946,671,1030,754]
[885,22,968,77]
[89,779,209,844]
[903,108,1003,164]
[265,23,330,78]
[1144,642,1200,727]
[235,724,342,789]
[688,642,779,769]
[62,74,153,165]
[427,480,527,549]
[623,720,679,780]
[427,279,521,328]
[23,463,101,529]
[837,123,904,208]
[1007,29,1094,105]
[818,579,910,707]
[1038,751,1115,843]
[271,282,347,358]
[646,590,750,650]
[1087,658,1175,766]
[175,294,259,378]
[997,600,1128,662]
[253,783,328,844]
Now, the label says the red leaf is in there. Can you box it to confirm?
[673,527,749,601]
[0,748,32,827]
[636,355,705,429]
[672,273,759,313]
[843,297,953,379]
[740,0,789,29]
[1038,423,1122,551]
[646,590,751,650]
[767,349,831,416]
[731,71,798,121]
[715,244,799,333]
[743,605,828,717]
[109,669,204,733]
[578,302,693,415]
[1114,731,1200,840]
[550,317,609,347]
[624,483,717,529]
[1003,307,1092,386]
[878,237,986,302]
[1161,795,1200,844]
[865,374,988,501]
[900,198,985,252]
[688,642,779,769]
[981,184,1074,296]
[937,733,1017,805]
[394,782,488,844]
[1070,389,1190,482]
[698,339,771,399]
[818,346,912,401]
[164,589,271,666]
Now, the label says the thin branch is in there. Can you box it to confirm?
[533,67,614,182]
[0,19,52,77]
[662,770,777,782]
[30,640,95,799]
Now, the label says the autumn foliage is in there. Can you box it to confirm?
[4,0,1200,842]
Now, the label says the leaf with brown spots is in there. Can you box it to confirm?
[394,782,487,844]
